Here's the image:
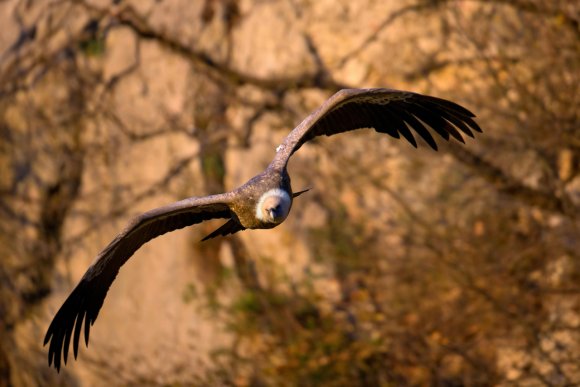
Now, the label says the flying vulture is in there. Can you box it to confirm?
[44,88,482,371]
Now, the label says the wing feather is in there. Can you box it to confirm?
[382,107,422,148]
[201,218,245,241]
[272,88,481,168]
[44,194,233,371]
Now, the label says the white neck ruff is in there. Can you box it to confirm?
[256,188,291,221]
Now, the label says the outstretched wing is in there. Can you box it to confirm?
[272,88,482,168]
[44,193,234,371]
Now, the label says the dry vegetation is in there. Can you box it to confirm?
[0,0,578,385]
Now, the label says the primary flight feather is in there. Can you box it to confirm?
[44,88,482,371]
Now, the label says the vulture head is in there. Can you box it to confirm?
[256,188,291,224]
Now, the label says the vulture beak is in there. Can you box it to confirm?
[267,205,281,221]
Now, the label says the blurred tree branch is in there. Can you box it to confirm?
[449,144,578,217]
[77,0,348,93]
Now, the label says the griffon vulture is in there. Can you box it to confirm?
[45,88,482,371]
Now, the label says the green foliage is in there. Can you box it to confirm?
[202,153,226,182]
[79,38,105,57]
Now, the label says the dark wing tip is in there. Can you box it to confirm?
[45,277,108,371]
[359,90,480,150]
[406,93,483,147]
[421,94,477,118]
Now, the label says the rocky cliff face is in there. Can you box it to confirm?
[1,0,578,385]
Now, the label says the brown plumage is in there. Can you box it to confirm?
[44,88,482,371]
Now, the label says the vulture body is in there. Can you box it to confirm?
[45,88,482,371]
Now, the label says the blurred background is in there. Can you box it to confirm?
[0,0,578,385]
